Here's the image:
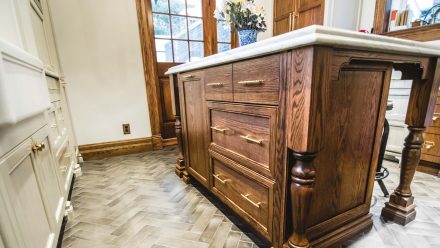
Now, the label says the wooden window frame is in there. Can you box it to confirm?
[135,0,236,149]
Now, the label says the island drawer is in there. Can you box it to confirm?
[208,102,277,178]
[210,152,273,240]
[205,64,233,101]
[233,54,280,105]
[422,132,440,156]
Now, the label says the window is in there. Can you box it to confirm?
[215,0,232,52]
[152,0,204,62]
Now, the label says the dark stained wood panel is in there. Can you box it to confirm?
[307,69,387,227]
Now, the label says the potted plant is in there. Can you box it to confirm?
[214,0,267,46]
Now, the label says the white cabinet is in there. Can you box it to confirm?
[0,127,56,248]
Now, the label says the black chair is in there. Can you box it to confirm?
[375,101,393,197]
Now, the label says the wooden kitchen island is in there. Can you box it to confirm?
[166,26,440,248]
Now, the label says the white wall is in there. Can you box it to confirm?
[255,0,273,40]
[359,0,377,32]
[48,0,151,145]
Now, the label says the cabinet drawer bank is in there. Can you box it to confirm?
[167,25,440,248]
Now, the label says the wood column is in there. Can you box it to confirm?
[171,74,185,178]
[288,151,317,248]
[381,59,440,225]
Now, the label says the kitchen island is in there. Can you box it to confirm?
[166,25,440,248]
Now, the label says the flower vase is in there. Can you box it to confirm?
[238,29,257,46]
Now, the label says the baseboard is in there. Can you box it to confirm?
[162,137,177,147]
[79,137,153,160]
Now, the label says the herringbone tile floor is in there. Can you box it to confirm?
[61,147,440,248]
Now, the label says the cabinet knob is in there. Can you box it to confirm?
[32,143,46,152]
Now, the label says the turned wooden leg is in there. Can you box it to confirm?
[381,127,424,225]
[174,115,185,178]
[288,151,317,248]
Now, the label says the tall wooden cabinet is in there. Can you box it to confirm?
[274,0,324,35]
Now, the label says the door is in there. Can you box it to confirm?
[179,72,210,187]
[148,0,235,140]
[0,138,54,248]
[274,0,296,35]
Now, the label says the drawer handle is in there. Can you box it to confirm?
[207,82,224,87]
[240,193,261,208]
[182,75,195,79]
[424,141,435,150]
[32,142,46,152]
[51,124,57,128]
[213,174,230,184]
[237,80,263,86]
[433,113,440,121]
[211,126,229,133]
[240,135,263,145]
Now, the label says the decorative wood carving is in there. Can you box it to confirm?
[288,151,317,248]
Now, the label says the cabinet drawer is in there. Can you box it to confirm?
[422,133,440,156]
[211,153,273,239]
[233,55,280,105]
[431,105,440,127]
[208,102,277,178]
[205,64,233,101]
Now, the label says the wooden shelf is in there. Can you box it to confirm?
[382,24,440,42]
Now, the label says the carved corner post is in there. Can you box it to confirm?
[381,59,440,225]
[288,152,317,248]
[286,46,332,247]
[171,74,186,178]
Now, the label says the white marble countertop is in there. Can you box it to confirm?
[166,25,440,75]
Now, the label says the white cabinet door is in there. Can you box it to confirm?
[33,127,64,229]
[0,138,54,248]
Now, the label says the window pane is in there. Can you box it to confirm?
[153,14,171,38]
[217,20,231,43]
[151,0,168,13]
[188,18,203,41]
[190,41,204,61]
[173,40,189,62]
[170,0,186,15]
[218,43,231,53]
[187,0,202,17]
[172,16,188,39]
[155,39,173,62]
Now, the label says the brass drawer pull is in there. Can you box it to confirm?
[211,126,229,133]
[424,141,435,150]
[240,135,263,145]
[213,174,230,184]
[207,82,224,87]
[240,193,261,208]
[32,142,46,152]
[432,113,440,121]
[182,75,195,79]
[237,80,263,86]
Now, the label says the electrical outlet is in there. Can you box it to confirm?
[122,124,131,134]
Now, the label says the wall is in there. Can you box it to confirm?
[255,0,273,40]
[359,0,377,32]
[48,0,152,145]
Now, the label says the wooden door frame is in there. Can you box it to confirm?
[136,0,164,150]
[135,0,235,150]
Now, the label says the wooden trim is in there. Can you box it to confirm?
[79,137,153,160]
[135,0,163,141]
[383,24,440,42]
[372,0,391,34]
[162,137,177,147]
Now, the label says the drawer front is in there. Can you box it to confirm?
[205,64,233,101]
[208,103,277,178]
[233,55,280,105]
[431,104,440,127]
[211,154,273,239]
[422,133,440,156]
